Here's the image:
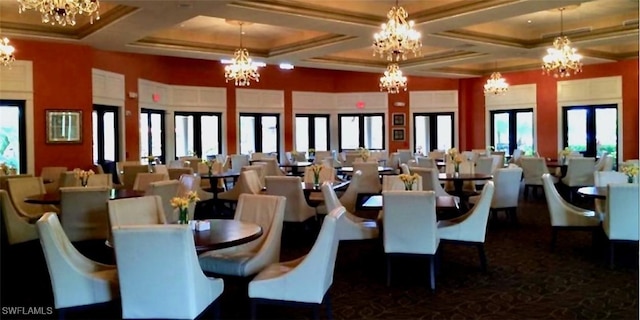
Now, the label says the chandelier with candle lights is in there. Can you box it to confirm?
[372,0,422,61]
[483,71,509,95]
[17,0,100,26]
[0,37,16,67]
[224,23,260,87]
[541,8,582,78]
[379,63,407,94]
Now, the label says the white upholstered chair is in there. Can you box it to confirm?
[59,186,110,242]
[0,190,38,245]
[40,166,67,194]
[146,180,182,223]
[321,183,378,241]
[254,158,287,177]
[352,162,382,194]
[132,172,167,192]
[230,154,250,172]
[411,167,459,201]
[593,171,628,218]
[541,174,600,250]
[217,170,262,202]
[37,212,119,310]
[561,157,597,201]
[474,156,494,188]
[303,165,336,183]
[265,176,316,223]
[382,174,422,191]
[241,164,267,188]
[7,176,53,220]
[399,163,411,174]
[248,206,345,319]
[383,190,439,290]
[313,151,332,164]
[120,164,149,189]
[469,167,522,223]
[112,224,224,319]
[437,181,495,271]
[415,156,437,169]
[199,194,286,276]
[168,167,194,180]
[0,173,33,190]
[179,173,212,201]
[603,183,640,268]
[520,157,556,199]
[107,195,167,234]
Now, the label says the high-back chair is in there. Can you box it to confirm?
[438,181,495,271]
[562,157,597,200]
[37,212,119,310]
[541,174,600,250]
[248,206,344,319]
[59,171,78,188]
[593,171,628,218]
[230,154,250,172]
[428,150,445,161]
[470,167,522,223]
[265,176,316,223]
[107,195,167,231]
[444,161,476,194]
[352,162,382,194]
[254,158,286,177]
[133,172,167,192]
[383,190,439,290]
[411,167,459,201]
[601,155,614,171]
[121,165,149,189]
[415,156,437,169]
[116,161,142,186]
[604,183,640,268]
[303,165,336,184]
[146,180,182,223]
[520,157,556,199]
[40,166,67,194]
[178,173,211,201]
[241,164,267,188]
[59,186,110,242]
[0,190,38,245]
[400,163,411,174]
[7,176,50,220]
[382,175,422,191]
[321,183,378,241]
[60,172,112,188]
[475,157,494,188]
[397,149,413,165]
[168,167,194,180]
[199,194,286,276]
[217,170,262,202]
[313,151,332,164]
[152,164,169,176]
[112,224,224,319]
[333,170,364,214]
[0,174,33,190]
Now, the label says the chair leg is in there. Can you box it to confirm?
[550,228,558,251]
[429,255,436,291]
[477,243,487,272]
[609,241,615,269]
[250,299,257,320]
[325,293,333,320]
[523,185,529,200]
[312,304,320,320]
[386,255,392,286]
[510,208,518,225]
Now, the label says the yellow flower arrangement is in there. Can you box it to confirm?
[0,162,10,175]
[399,173,419,190]
[202,158,215,173]
[171,191,200,224]
[147,155,156,163]
[358,147,370,161]
[447,148,459,161]
[560,147,572,157]
[447,148,463,173]
[73,168,94,186]
[308,148,315,155]
[621,164,639,181]
[310,164,323,185]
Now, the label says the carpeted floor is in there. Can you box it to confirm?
[1,185,638,320]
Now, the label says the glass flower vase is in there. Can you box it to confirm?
[454,164,460,176]
[313,173,320,187]
[178,208,189,224]
[628,175,635,184]
[404,183,413,191]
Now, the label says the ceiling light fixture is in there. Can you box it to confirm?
[541,8,582,78]
[17,0,100,27]
[379,63,407,94]
[0,37,16,67]
[483,72,509,96]
[373,0,422,61]
[224,22,259,87]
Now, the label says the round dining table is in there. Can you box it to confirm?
[193,219,262,253]
[438,173,493,196]
[338,166,395,174]
[279,161,313,176]
[24,189,145,205]
[577,186,606,199]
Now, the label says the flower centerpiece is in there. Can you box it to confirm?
[448,148,463,174]
[0,162,14,175]
[170,191,200,224]
[73,168,94,187]
[358,147,370,162]
[560,147,572,164]
[290,151,299,164]
[621,164,639,184]
[486,145,495,155]
[308,148,316,158]
[399,173,419,190]
[202,158,215,175]
[310,164,323,186]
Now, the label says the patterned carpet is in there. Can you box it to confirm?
[1,186,638,319]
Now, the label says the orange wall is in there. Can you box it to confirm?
[7,39,638,173]
[459,59,639,160]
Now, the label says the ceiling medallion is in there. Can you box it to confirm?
[372,0,422,61]
[541,8,582,78]
[0,37,16,67]
[379,63,407,94]
[224,22,260,87]
[483,71,509,96]
[17,0,100,26]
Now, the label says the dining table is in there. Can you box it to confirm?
[360,194,461,220]
[199,171,241,199]
[577,186,607,200]
[279,161,313,176]
[338,166,395,174]
[438,173,493,197]
[193,219,262,254]
[24,188,145,205]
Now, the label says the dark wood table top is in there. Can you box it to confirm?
[577,186,606,199]
[338,166,395,173]
[438,173,493,181]
[193,219,262,253]
[301,180,350,192]
[361,194,460,212]
[24,189,145,205]
[545,161,566,168]
[200,171,241,179]
[279,161,313,168]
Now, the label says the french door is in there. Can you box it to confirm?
[338,113,385,151]
[0,100,26,173]
[295,114,330,151]
[174,112,222,158]
[140,108,166,163]
[92,105,120,170]
[239,113,280,155]
[413,112,454,152]
[562,104,617,159]
[490,109,534,155]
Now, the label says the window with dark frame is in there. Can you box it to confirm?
[239,113,281,155]
[412,112,454,152]
[295,114,330,151]
[338,113,385,151]
[490,108,534,156]
[174,111,222,159]
[0,100,27,173]
[140,108,166,164]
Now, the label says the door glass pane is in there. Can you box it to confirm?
[0,106,21,172]
[314,117,328,151]
[103,111,116,162]
[436,115,453,151]
[175,115,194,158]
[516,111,534,155]
[566,109,587,152]
[493,113,510,153]
[139,113,149,157]
[240,116,256,154]
[201,115,220,156]
[340,116,360,149]
[364,115,383,149]
[92,111,98,163]
[261,116,278,154]
[295,117,309,152]
[414,115,428,152]
[150,113,163,159]
[595,108,617,160]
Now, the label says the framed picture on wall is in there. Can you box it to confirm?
[392,113,405,126]
[46,110,82,144]
[392,128,405,141]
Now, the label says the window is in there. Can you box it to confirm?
[295,114,330,151]
[563,104,617,160]
[239,113,280,155]
[0,100,26,173]
[140,108,165,163]
[175,112,222,158]
[92,105,120,168]
[490,109,534,155]
[338,113,385,151]
[413,112,454,152]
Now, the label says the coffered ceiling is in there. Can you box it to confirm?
[0,0,638,78]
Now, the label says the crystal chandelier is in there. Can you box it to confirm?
[224,23,259,87]
[483,71,509,96]
[373,0,422,61]
[17,0,100,27]
[0,37,16,67]
[541,8,582,78]
[379,63,407,94]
